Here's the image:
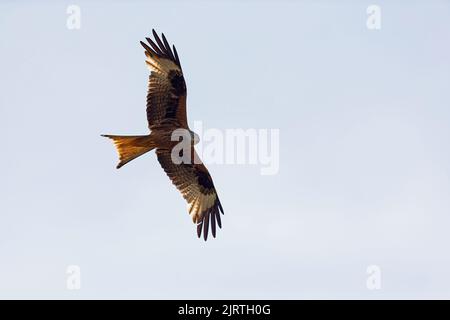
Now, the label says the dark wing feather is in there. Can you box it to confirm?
[140,30,187,129]
[146,37,163,55]
[156,148,224,241]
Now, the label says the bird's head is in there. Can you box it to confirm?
[190,130,200,145]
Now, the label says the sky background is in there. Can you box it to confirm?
[1,0,450,299]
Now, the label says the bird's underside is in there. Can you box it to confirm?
[102,30,224,241]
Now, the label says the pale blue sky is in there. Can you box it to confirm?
[1,0,450,299]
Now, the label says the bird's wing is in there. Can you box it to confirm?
[140,30,188,129]
[156,147,224,240]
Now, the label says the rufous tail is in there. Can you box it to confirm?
[101,134,155,169]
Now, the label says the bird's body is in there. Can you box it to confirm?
[102,30,224,240]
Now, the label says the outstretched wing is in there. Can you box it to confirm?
[140,30,188,129]
[156,147,224,241]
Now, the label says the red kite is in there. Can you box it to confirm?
[102,30,224,240]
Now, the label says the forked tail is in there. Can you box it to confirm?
[101,134,155,169]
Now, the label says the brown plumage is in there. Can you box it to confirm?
[102,30,224,240]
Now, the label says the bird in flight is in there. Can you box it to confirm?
[102,30,224,241]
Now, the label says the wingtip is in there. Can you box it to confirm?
[152,29,159,40]
[197,222,202,238]
[140,40,149,50]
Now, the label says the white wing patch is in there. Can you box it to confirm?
[188,192,217,224]
[145,51,180,74]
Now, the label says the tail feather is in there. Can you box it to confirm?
[102,134,155,169]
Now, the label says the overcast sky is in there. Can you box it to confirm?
[1,0,450,299]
